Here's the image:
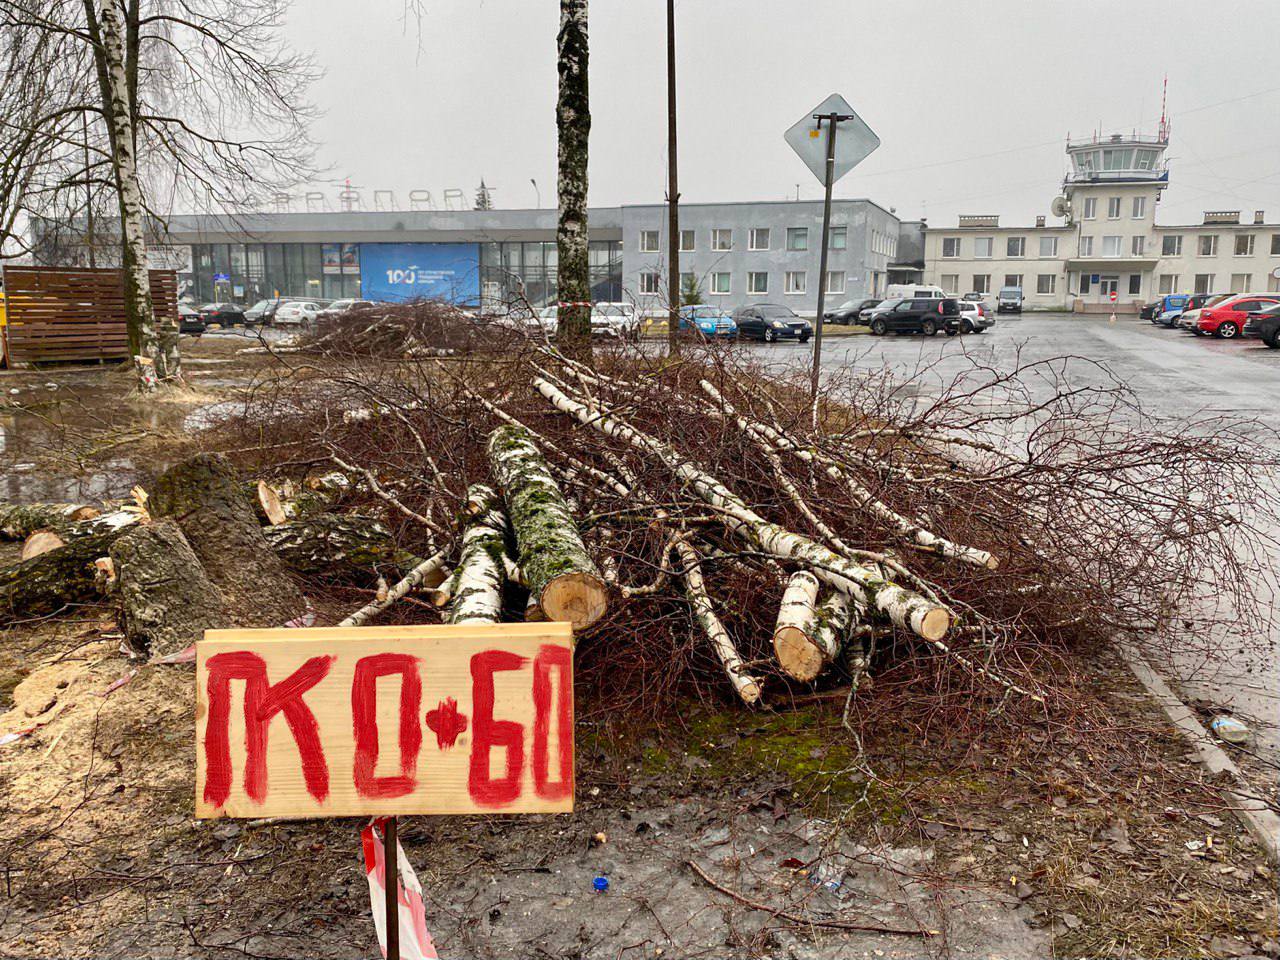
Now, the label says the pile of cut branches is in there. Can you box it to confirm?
[4,303,1276,720]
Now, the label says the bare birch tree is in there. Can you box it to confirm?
[555,0,591,358]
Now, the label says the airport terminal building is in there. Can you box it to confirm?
[161,198,908,315]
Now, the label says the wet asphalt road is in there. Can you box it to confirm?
[741,313,1280,756]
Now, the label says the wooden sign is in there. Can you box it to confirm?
[195,623,574,819]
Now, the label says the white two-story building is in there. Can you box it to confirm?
[923,132,1280,312]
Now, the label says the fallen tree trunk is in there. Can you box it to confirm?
[0,502,102,539]
[0,530,123,618]
[109,520,230,658]
[262,513,427,580]
[674,539,762,704]
[338,549,450,627]
[486,424,607,631]
[444,484,508,625]
[150,453,306,626]
[699,380,997,570]
[534,377,949,641]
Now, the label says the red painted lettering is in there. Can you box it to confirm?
[352,654,423,799]
[468,649,527,807]
[203,651,333,808]
[532,644,573,801]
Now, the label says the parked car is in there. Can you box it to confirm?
[1196,294,1280,339]
[860,298,899,323]
[825,298,879,325]
[274,300,322,325]
[590,302,640,339]
[869,297,961,336]
[1147,293,1190,326]
[178,303,205,334]
[996,287,1023,314]
[1243,302,1280,348]
[732,304,812,343]
[198,302,247,326]
[678,305,737,338]
[536,305,561,334]
[956,300,994,334]
[317,298,376,320]
[1161,292,1218,329]
[1178,294,1231,332]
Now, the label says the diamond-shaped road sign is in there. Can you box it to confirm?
[784,93,880,186]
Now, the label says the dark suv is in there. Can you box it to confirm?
[869,297,960,336]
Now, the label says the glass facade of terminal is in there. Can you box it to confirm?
[189,239,623,306]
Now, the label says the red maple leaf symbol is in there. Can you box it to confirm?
[425,697,468,749]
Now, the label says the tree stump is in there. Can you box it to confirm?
[150,453,305,626]
[109,520,230,658]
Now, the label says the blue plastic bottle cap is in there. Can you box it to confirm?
[593,876,609,893]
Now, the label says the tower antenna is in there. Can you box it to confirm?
[1158,75,1170,143]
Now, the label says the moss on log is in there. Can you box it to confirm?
[0,503,101,540]
[0,530,121,618]
[262,514,423,580]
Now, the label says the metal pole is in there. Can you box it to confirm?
[384,817,399,960]
[665,0,680,356]
[810,113,838,402]
[83,112,96,269]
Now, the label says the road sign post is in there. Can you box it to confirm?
[785,95,880,402]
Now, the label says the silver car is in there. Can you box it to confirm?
[957,300,995,333]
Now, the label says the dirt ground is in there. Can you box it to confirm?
[0,339,1277,959]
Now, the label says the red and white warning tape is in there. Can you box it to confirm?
[555,301,593,308]
[362,819,438,959]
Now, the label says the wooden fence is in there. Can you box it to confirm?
[2,266,178,365]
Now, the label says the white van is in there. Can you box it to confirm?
[884,284,945,301]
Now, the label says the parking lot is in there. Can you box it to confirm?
[742,312,1280,756]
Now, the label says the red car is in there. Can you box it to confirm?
[1197,294,1280,339]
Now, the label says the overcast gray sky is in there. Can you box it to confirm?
[286,0,1280,226]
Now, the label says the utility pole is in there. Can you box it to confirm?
[83,111,96,268]
[665,0,680,356]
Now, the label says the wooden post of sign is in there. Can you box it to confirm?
[385,816,399,960]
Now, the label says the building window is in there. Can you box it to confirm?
[972,274,990,294]
[1004,274,1023,289]
[1162,235,1183,256]
[1107,197,1122,219]
[1099,275,1119,296]
[829,226,847,250]
[710,271,731,294]
[1158,274,1179,294]
[786,228,808,252]
[942,237,961,258]
[1102,236,1123,258]
[785,271,807,294]
[639,271,660,294]
[749,228,770,251]
[825,271,845,294]
[1080,273,1092,294]
[1037,274,1056,295]
[1272,234,1280,256]
[1235,234,1255,256]
[1230,273,1252,293]
[1194,273,1215,294]
[1079,236,1094,256]
[1131,236,1145,256]
[679,230,695,252]
[712,229,732,251]
[941,274,959,294]
[1007,236,1026,258]
[747,271,768,294]
[1198,235,1218,257]
[639,230,659,253]
[974,237,993,258]
[1132,196,1147,219]
[1082,197,1097,220]
[1039,236,1058,257]
[1128,274,1142,295]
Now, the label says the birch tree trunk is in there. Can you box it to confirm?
[487,424,607,630]
[673,539,761,704]
[90,0,179,390]
[555,0,592,357]
[0,502,101,539]
[444,484,508,625]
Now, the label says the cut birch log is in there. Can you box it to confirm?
[775,590,859,683]
[262,514,427,580]
[339,549,450,627]
[109,520,231,658]
[699,380,997,570]
[150,453,306,626]
[0,503,102,539]
[673,539,762,704]
[486,424,607,630]
[254,480,287,525]
[535,376,949,641]
[20,531,66,561]
[772,571,821,681]
[444,484,508,626]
